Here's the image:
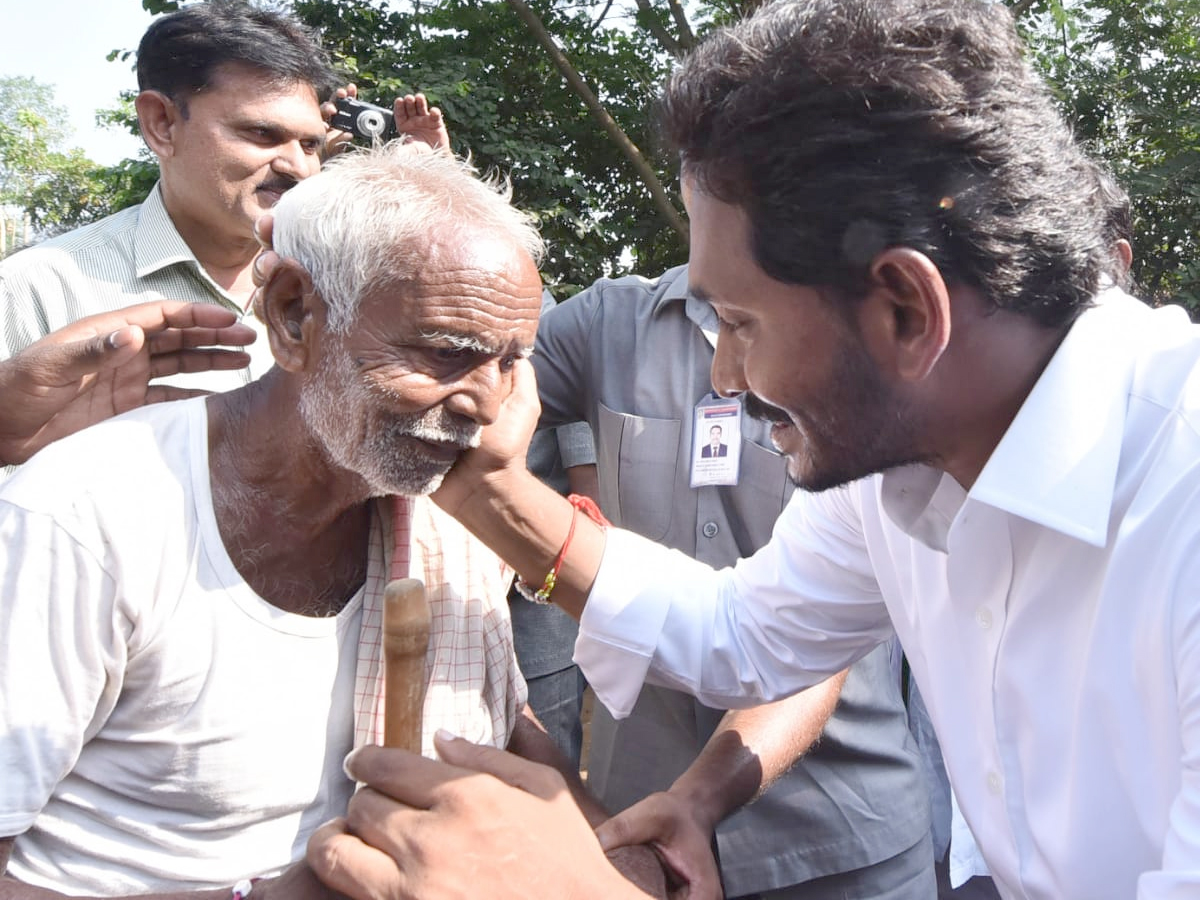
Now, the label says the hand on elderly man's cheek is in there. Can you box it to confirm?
[461,357,540,467]
[431,357,541,516]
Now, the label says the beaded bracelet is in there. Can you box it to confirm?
[512,493,609,605]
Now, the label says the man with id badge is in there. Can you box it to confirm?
[531,264,933,900]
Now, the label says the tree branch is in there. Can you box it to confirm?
[587,0,616,35]
[665,0,696,50]
[634,0,683,56]
[505,0,688,240]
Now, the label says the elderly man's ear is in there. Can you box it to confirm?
[257,258,324,372]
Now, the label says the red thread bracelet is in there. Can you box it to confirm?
[567,492,611,528]
[533,505,577,603]
[514,494,609,605]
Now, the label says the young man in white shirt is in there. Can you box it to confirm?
[300,2,1200,899]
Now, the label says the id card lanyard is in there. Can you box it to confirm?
[689,299,743,487]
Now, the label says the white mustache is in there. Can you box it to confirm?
[389,414,481,450]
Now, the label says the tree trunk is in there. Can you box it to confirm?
[505,0,689,241]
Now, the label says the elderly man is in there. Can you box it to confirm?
[299,2,1200,899]
[0,144,665,900]
[0,0,446,395]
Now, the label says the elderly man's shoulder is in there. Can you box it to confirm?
[0,397,204,537]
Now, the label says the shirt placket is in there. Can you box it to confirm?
[945,500,1022,891]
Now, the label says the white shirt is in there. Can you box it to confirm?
[575,289,1200,900]
[0,399,358,894]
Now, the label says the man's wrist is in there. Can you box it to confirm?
[433,458,530,520]
[668,772,733,836]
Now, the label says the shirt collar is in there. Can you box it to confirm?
[649,264,695,311]
[967,288,1153,546]
[880,289,1154,550]
[134,182,240,308]
[133,182,202,278]
[646,264,720,346]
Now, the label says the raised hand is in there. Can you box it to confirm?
[392,93,451,153]
[0,301,255,466]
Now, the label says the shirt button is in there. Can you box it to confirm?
[976,607,993,630]
[987,771,1002,795]
[702,521,720,538]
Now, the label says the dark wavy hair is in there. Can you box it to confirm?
[660,0,1110,328]
[137,0,339,113]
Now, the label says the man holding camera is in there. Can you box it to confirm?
[0,0,447,399]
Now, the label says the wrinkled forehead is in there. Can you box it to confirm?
[361,235,543,349]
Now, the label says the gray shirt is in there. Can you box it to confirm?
[535,265,930,894]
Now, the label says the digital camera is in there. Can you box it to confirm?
[330,97,397,142]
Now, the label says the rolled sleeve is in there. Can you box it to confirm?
[555,422,596,470]
[576,527,677,717]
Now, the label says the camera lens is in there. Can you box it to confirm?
[357,110,386,137]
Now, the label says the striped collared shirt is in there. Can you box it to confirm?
[0,182,274,392]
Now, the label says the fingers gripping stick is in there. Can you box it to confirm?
[383,578,431,752]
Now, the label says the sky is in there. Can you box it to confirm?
[1,0,156,165]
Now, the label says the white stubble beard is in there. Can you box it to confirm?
[299,347,482,497]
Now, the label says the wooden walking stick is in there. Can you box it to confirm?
[382,577,431,752]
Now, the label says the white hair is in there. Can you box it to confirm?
[272,142,545,333]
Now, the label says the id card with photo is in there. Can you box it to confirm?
[690,394,742,487]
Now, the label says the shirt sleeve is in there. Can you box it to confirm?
[555,422,596,470]
[0,264,51,363]
[576,485,894,718]
[533,286,604,427]
[0,500,127,837]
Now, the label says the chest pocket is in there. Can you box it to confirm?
[596,403,681,541]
